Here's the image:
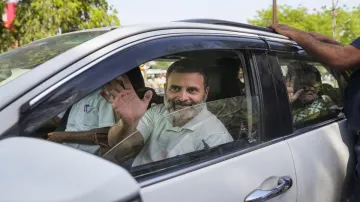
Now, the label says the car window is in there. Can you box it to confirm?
[28,50,260,176]
[0,30,108,87]
[278,57,344,130]
[14,33,269,178]
[141,60,174,96]
[101,51,260,174]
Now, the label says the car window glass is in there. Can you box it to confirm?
[278,58,343,130]
[0,30,108,87]
[27,50,260,177]
[103,94,259,169]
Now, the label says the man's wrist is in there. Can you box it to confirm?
[49,132,66,142]
[58,133,72,141]
[122,119,139,130]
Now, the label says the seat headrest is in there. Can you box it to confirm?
[206,61,242,102]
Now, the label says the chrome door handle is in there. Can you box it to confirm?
[244,176,293,202]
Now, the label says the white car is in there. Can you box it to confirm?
[0,19,356,202]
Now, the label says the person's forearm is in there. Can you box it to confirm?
[56,128,109,144]
[321,38,341,45]
[108,120,138,147]
[290,31,357,70]
[316,37,341,45]
[308,32,341,45]
[289,31,349,70]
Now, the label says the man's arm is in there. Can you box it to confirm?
[108,119,142,147]
[48,127,110,144]
[270,24,360,70]
[104,128,144,164]
[308,32,341,45]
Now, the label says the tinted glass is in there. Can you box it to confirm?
[278,57,344,129]
[0,31,108,87]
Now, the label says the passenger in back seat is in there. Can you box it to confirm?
[286,62,329,124]
[106,59,233,167]
[47,88,116,156]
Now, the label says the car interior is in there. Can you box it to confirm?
[101,50,260,174]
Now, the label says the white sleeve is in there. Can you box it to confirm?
[97,97,116,128]
[136,108,155,143]
[196,120,233,150]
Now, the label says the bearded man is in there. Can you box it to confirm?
[107,59,233,167]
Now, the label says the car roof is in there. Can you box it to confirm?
[0,20,291,109]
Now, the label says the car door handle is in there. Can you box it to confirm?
[244,176,293,202]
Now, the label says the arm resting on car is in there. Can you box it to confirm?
[289,31,360,70]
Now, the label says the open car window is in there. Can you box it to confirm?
[103,95,259,173]
[23,49,261,178]
[102,51,260,175]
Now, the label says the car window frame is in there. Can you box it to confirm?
[252,50,291,141]
[4,31,286,186]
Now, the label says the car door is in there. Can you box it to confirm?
[1,26,297,202]
[266,43,356,202]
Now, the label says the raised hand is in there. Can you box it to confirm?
[102,75,152,125]
[286,76,303,103]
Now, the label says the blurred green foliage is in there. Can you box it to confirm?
[248,4,360,45]
[0,0,120,53]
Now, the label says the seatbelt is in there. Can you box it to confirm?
[55,107,72,131]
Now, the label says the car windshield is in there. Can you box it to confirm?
[0,30,108,87]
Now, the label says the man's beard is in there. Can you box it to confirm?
[164,94,206,126]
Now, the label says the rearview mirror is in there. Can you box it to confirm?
[0,137,141,202]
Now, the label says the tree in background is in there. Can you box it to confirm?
[248,4,360,45]
[0,0,17,53]
[0,0,120,53]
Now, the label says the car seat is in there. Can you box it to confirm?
[205,58,249,140]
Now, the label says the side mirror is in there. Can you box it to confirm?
[0,137,141,202]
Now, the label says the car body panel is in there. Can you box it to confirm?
[0,137,140,202]
[286,120,356,202]
[141,141,297,202]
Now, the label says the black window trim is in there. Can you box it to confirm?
[252,50,288,141]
